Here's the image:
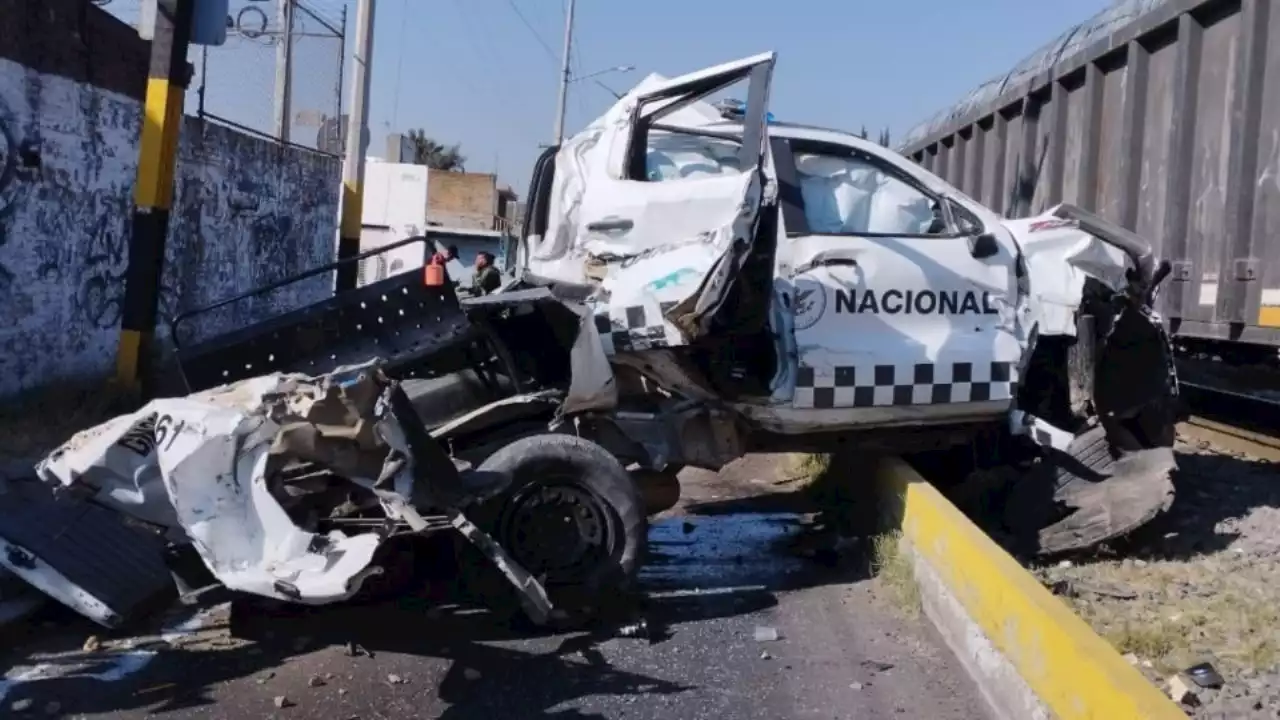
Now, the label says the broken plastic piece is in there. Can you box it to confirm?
[617,620,650,639]
[1167,674,1200,706]
[1185,662,1225,689]
[753,626,780,642]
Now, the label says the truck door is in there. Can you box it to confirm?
[574,52,775,349]
[776,138,1024,422]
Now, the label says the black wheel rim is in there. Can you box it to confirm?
[494,475,618,587]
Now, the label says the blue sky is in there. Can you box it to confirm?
[352,0,1113,192]
[107,0,1114,195]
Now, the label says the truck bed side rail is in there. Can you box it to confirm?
[171,236,476,393]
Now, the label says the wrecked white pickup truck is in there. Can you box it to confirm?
[36,51,1177,626]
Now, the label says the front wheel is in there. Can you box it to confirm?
[459,433,646,626]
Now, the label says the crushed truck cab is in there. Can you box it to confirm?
[516,51,1178,554]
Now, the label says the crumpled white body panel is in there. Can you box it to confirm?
[36,375,412,604]
[1004,210,1134,337]
[524,71,766,353]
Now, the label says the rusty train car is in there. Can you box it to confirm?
[899,0,1280,358]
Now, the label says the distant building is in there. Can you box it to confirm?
[357,151,521,287]
[426,171,518,233]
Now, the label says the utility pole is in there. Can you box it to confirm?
[116,0,194,392]
[336,0,376,292]
[273,0,295,141]
[552,0,575,146]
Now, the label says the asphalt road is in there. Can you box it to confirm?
[0,459,989,720]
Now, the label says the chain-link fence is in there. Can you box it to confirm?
[97,0,346,154]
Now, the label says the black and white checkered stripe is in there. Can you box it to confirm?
[593,301,682,354]
[795,361,1018,409]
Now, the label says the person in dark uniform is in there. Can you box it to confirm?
[472,251,502,295]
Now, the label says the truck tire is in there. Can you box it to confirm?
[460,433,646,626]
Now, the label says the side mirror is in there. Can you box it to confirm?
[968,233,999,260]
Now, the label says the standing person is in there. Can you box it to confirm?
[472,251,502,295]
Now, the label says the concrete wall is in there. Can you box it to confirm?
[0,0,339,397]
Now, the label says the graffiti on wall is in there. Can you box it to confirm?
[0,95,36,315]
[0,57,340,397]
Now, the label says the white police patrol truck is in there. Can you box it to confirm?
[514,51,1179,555]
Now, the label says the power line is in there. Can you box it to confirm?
[502,0,558,63]
[442,0,543,162]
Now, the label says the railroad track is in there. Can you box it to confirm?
[1177,380,1280,462]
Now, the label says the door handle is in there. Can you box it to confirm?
[791,254,858,277]
[587,217,634,232]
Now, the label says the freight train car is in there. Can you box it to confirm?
[899,0,1280,359]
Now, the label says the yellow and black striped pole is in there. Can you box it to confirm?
[116,0,193,392]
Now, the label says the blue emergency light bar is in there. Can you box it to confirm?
[712,98,777,124]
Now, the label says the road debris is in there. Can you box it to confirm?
[386,673,406,685]
[273,695,293,709]
[1187,662,1225,689]
[0,477,172,628]
[1169,674,1200,706]
[860,659,895,673]
[82,635,103,652]
[307,675,326,688]
[27,361,565,631]
[753,626,780,642]
[35,365,437,605]
[344,641,373,658]
[1028,435,1280,717]
[617,619,650,639]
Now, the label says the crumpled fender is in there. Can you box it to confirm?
[1003,207,1135,338]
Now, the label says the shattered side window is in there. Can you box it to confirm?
[793,152,941,236]
[645,130,743,182]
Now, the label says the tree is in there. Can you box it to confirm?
[878,127,891,147]
[857,125,869,140]
[405,129,466,171]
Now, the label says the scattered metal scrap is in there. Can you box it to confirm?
[0,477,173,629]
[24,360,559,627]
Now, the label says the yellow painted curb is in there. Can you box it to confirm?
[872,456,1184,720]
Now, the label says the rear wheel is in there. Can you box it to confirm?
[459,434,646,626]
